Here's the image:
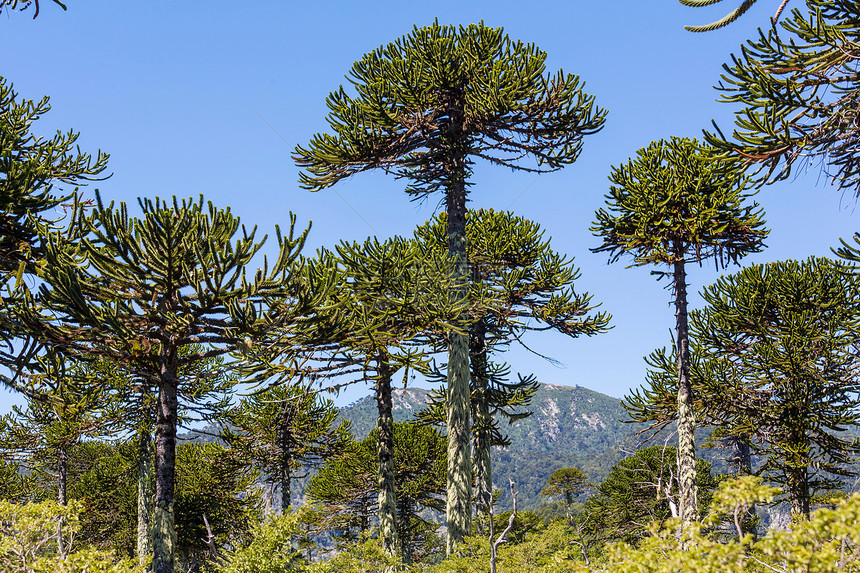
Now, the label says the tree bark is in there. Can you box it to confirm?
[444,89,472,555]
[152,346,179,573]
[57,444,67,506]
[279,430,292,515]
[673,244,699,525]
[375,354,400,559]
[137,427,153,567]
[788,462,810,518]
[471,319,492,527]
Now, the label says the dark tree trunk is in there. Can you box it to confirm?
[788,459,811,518]
[279,429,292,515]
[444,89,472,554]
[672,243,699,525]
[57,444,67,506]
[375,354,400,558]
[471,319,493,526]
[152,346,179,573]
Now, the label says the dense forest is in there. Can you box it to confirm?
[2,1,860,572]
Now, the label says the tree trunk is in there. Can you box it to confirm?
[152,349,179,573]
[375,354,400,558]
[672,246,699,525]
[444,90,472,554]
[727,434,756,538]
[137,427,154,567]
[57,444,67,506]
[279,431,292,515]
[471,319,492,527]
[788,463,810,518]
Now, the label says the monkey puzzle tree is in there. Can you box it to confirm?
[415,209,610,522]
[626,257,860,519]
[699,1,860,196]
[0,77,107,374]
[540,467,590,525]
[294,21,606,551]
[0,352,120,506]
[591,137,768,526]
[697,258,860,517]
[307,422,446,564]
[289,236,461,560]
[222,383,351,515]
[21,193,310,573]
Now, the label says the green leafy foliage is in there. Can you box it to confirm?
[0,76,107,374]
[581,446,719,546]
[307,422,445,563]
[707,0,860,194]
[223,384,351,513]
[0,499,138,573]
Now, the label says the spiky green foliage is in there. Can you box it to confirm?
[296,22,605,551]
[696,258,860,516]
[540,468,590,523]
[0,77,107,374]
[706,0,860,193]
[23,193,310,573]
[627,257,860,518]
[292,236,460,560]
[294,22,606,197]
[0,353,118,506]
[306,422,446,564]
[223,384,351,515]
[581,446,719,547]
[415,209,610,521]
[679,0,772,32]
[592,136,767,526]
[173,442,263,570]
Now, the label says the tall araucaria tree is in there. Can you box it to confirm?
[222,383,352,515]
[0,77,107,375]
[288,237,461,560]
[591,137,768,526]
[21,193,311,573]
[294,21,605,552]
[415,209,610,522]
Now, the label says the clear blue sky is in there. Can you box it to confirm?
[1,1,855,411]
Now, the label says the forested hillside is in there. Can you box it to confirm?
[340,384,648,509]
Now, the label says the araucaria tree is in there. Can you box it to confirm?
[705,0,860,194]
[0,77,107,372]
[415,209,609,521]
[696,257,860,517]
[24,194,310,573]
[295,21,605,551]
[592,137,768,526]
[222,384,351,515]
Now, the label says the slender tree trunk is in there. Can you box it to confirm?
[727,434,756,538]
[279,432,292,515]
[57,444,67,506]
[137,427,154,567]
[375,354,400,558]
[471,319,493,528]
[152,348,179,573]
[672,246,699,525]
[444,90,472,554]
[399,499,413,566]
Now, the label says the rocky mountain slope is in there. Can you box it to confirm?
[338,383,647,509]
